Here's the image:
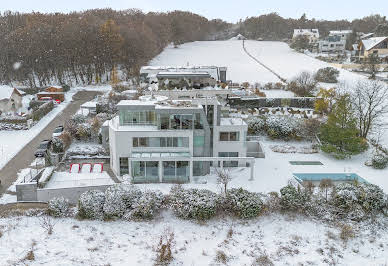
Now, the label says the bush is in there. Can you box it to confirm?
[371,152,388,169]
[247,116,266,135]
[48,197,70,217]
[51,137,64,153]
[225,188,263,219]
[75,123,91,141]
[59,131,72,149]
[103,184,142,219]
[169,186,218,220]
[287,72,317,97]
[266,116,301,140]
[78,190,105,220]
[314,67,340,83]
[123,190,164,220]
[280,185,309,211]
[332,182,385,218]
[31,101,54,121]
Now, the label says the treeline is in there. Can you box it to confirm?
[0,9,230,87]
[238,13,388,40]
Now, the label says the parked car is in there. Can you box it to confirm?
[34,139,52,157]
[52,125,64,138]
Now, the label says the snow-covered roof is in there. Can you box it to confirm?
[329,30,352,35]
[81,101,97,109]
[360,33,374,40]
[0,85,22,101]
[156,71,211,78]
[293,29,319,38]
[230,34,246,40]
[361,37,388,50]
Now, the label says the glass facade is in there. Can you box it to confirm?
[119,110,156,126]
[162,161,189,183]
[132,137,189,148]
[132,161,159,183]
[219,152,239,167]
[158,113,203,130]
[193,136,205,147]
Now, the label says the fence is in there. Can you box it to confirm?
[227,96,318,109]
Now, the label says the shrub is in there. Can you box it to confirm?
[225,188,263,219]
[48,197,70,217]
[266,116,301,140]
[280,185,309,211]
[339,224,355,242]
[51,137,64,153]
[71,114,87,124]
[75,123,91,141]
[59,131,72,149]
[314,67,340,83]
[287,72,317,97]
[247,117,266,135]
[371,152,388,169]
[103,184,142,219]
[31,101,54,121]
[169,186,218,220]
[123,190,164,220]
[78,190,105,220]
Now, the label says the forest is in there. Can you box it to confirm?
[0,9,387,87]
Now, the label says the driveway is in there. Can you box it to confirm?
[0,90,102,195]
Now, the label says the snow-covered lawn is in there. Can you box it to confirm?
[0,212,386,265]
[0,85,111,171]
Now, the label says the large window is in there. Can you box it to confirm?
[193,136,205,147]
[132,161,159,182]
[119,158,129,176]
[120,110,156,126]
[169,114,194,130]
[163,161,189,183]
[194,113,203,129]
[133,137,189,148]
[219,132,239,141]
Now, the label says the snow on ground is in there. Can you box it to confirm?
[262,89,295,98]
[45,172,114,189]
[0,212,386,266]
[0,86,111,171]
[150,41,280,84]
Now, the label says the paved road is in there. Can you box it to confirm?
[0,91,102,195]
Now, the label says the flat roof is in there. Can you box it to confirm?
[156,71,211,78]
[220,117,247,126]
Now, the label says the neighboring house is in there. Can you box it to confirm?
[140,66,228,84]
[318,35,346,53]
[329,30,352,40]
[358,37,388,60]
[293,29,319,43]
[104,95,260,183]
[0,85,24,114]
[360,32,374,40]
[46,86,63,93]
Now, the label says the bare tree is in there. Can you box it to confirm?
[352,80,388,138]
[216,168,232,195]
[319,179,333,201]
[287,71,317,96]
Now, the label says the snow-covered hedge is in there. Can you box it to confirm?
[266,116,301,139]
[48,197,70,217]
[103,184,142,219]
[280,185,309,211]
[123,190,164,220]
[169,186,218,220]
[51,137,64,153]
[225,188,263,219]
[78,190,105,220]
[247,117,266,135]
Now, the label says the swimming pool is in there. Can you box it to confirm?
[293,173,368,184]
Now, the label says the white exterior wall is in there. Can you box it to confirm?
[213,124,248,166]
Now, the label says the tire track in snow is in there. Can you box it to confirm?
[242,40,286,83]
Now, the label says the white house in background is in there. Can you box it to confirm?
[318,35,346,53]
[0,85,24,114]
[293,29,320,43]
[104,95,263,183]
[329,30,352,40]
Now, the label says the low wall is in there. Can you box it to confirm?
[37,185,111,204]
[227,97,317,109]
[16,183,38,202]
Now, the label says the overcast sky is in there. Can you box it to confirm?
[1,0,387,22]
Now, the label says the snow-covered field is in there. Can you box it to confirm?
[0,212,386,266]
[150,40,366,86]
[0,85,111,171]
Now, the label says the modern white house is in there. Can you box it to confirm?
[328,30,352,40]
[105,95,262,183]
[293,29,320,43]
[318,35,346,53]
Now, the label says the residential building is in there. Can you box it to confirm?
[329,30,352,40]
[140,66,228,85]
[105,95,260,183]
[358,37,388,60]
[318,35,346,53]
[0,85,24,114]
[292,29,320,43]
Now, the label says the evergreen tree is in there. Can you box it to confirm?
[320,94,367,159]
